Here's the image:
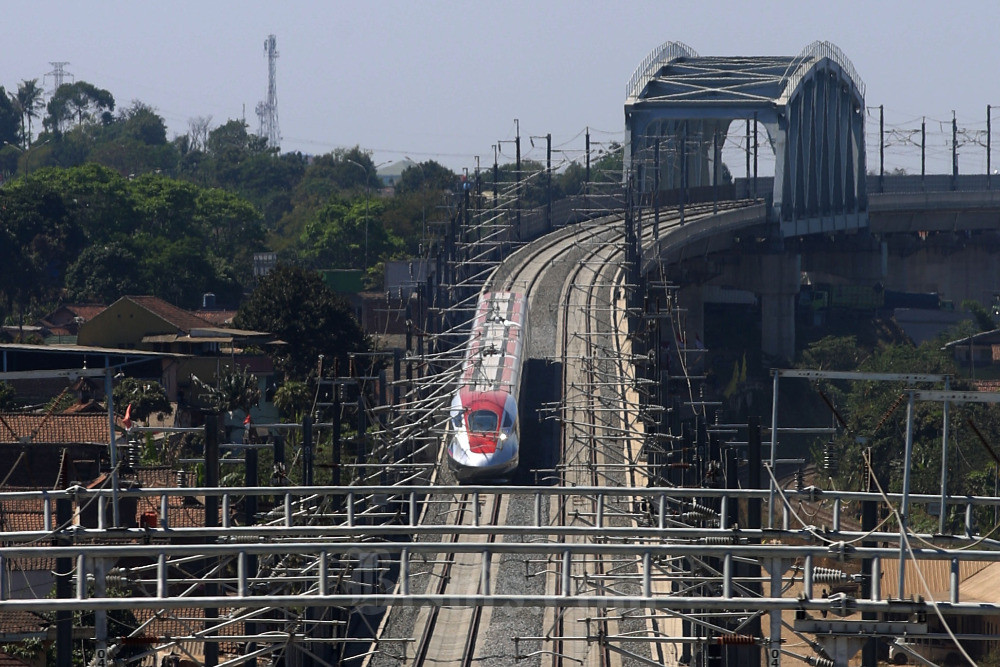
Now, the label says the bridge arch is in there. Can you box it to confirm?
[625,41,868,236]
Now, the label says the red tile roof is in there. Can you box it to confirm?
[0,496,47,532]
[196,309,237,327]
[125,296,214,334]
[0,413,111,445]
[37,303,108,327]
[132,606,244,647]
[0,609,49,636]
[133,466,211,529]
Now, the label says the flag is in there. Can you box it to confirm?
[244,413,252,429]
[122,403,133,430]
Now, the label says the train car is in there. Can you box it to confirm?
[446,291,529,482]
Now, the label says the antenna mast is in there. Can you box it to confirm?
[256,34,280,150]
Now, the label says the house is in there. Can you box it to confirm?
[35,303,107,344]
[377,158,416,187]
[75,296,278,421]
[943,328,1000,373]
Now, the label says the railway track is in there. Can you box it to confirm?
[371,200,762,666]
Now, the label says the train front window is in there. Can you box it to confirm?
[468,410,499,433]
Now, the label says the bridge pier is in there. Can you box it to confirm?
[757,254,800,364]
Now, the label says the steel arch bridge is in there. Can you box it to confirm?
[625,40,868,236]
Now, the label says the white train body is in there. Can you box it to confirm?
[447,291,528,481]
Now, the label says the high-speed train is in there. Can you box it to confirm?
[446,291,528,481]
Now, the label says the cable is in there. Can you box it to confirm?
[863,452,976,667]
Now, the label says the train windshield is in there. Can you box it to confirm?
[468,410,499,433]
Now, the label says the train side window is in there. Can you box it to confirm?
[451,411,464,429]
[502,410,514,429]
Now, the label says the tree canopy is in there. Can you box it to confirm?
[233,265,370,380]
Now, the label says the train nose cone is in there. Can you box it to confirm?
[468,433,498,454]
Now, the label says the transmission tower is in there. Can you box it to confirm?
[255,34,280,149]
[45,61,73,94]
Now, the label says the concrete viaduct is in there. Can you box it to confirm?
[627,41,1000,361]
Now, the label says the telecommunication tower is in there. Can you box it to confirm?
[256,34,280,150]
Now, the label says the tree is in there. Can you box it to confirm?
[394,160,456,195]
[14,79,44,147]
[187,115,213,152]
[0,178,85,328]
[234,265,370,379]
[45,81,115,132]
[299,195,401,271]
[116,101,167,145]
[0,381,15,410]
[961,299,996,332]
[194,364,261,416]
[113,378,172,424]
[273,380,312,420]
[0,86,19,147]
[65,241,145,303]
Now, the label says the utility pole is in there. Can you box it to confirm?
[546,133,552,231]
[988,105,993,189]
[952,110,959,190]
[515,119,521,236]
[879,105,884,193]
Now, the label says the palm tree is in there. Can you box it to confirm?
[15,79,43,147]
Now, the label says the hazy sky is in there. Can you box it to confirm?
[5,1,999,174]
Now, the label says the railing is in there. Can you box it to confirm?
[625,41,699,100]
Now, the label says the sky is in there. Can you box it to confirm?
[4,1,999,175]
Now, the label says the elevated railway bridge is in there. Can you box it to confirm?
[5,42,1000,667]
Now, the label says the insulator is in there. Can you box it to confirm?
[717,634,756,645]
[105,573,129,588]
[681,512,720,524]
[813,567,849,583]
[808,657,835,667]
[701,536,738,545]
[823,440,839,475]
[795,467,805,491]
[684,503,718,520]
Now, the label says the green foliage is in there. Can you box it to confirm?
[194,364,261,415]
[234,264,370,379]
[0,86,20,146]
[798,335,865,371]
[14,78,45,147]
[274,380,312,420]
[394,159,456,194]
[65,241,144,303]
[45,81,115,132]
[299,195,401,271]
[113,378,172,424]
[961,299,996,332]
[0,381,15,410]
[4,164,262,310]
[0,176,85,326]
[825,338,1000,515]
